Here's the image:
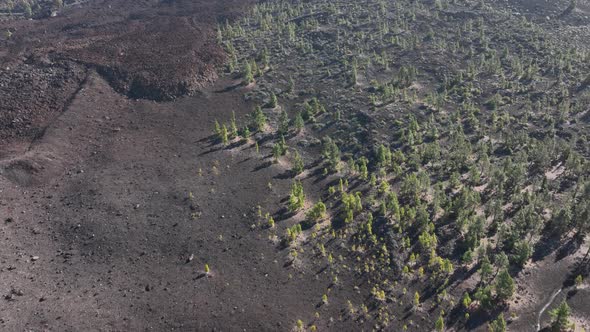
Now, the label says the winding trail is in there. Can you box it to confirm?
[536,288,562,331]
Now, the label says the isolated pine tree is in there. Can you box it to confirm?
[243,61,254,84]
[292,150,304,174]
[294,112,304,132]
[488,315,506,332]
[435,314,444,332]
[220,124,229,145]
[550,301,571,331]
[269,93,278,108]
[251,106,266,132]
[495,269,514,302]
[278,110,289,135]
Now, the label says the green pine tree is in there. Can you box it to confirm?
[251,106,266,132]
[550,301,571,331]
[288,180,305,212]
[292,150,304,174]
[435,314,444,332]
[278,110,289,135]
[294,112,304,132]
[243,61,254,84]
[495,269,514,302]
[230,111,238,138]
[269,93,278,108]
[488,315,506,332]
[220,124,229,145]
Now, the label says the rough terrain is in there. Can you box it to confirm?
[0,0,253,155]
[1,0,589,331]
[0,71,360,330]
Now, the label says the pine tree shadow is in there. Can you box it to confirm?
[213,81,243,93]
[197,134,217,144]
[225,139,248,150]
[198,145,224,156]
[252,160,273,172]
[273,207,297,222]
[331,215,346,230]
[237,157,252,164]
[562,252,590,288]
[311,167,330,183]
[556,235,584,261]
[274,169,296,180]
[464,304,507,331]
[532,227,562,262]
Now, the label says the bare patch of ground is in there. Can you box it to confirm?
[0,72,358,330]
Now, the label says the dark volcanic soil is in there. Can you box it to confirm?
[0,72,354,331]
[0,1,356,330]
[3,0,589,330]
[0,0,252,155]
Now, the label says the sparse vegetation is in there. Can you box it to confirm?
[488,315,506,332]
[219,0,590,327]
[550,301,572,331]
[288,180,305,212]
[4,0,590,330]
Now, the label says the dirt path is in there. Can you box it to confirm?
[536,288,562,331]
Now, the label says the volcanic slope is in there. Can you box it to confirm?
[0,71,362,331]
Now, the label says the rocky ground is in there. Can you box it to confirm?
[1,0,589,331]
[0,71,362,331]
[0,0,253,155]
